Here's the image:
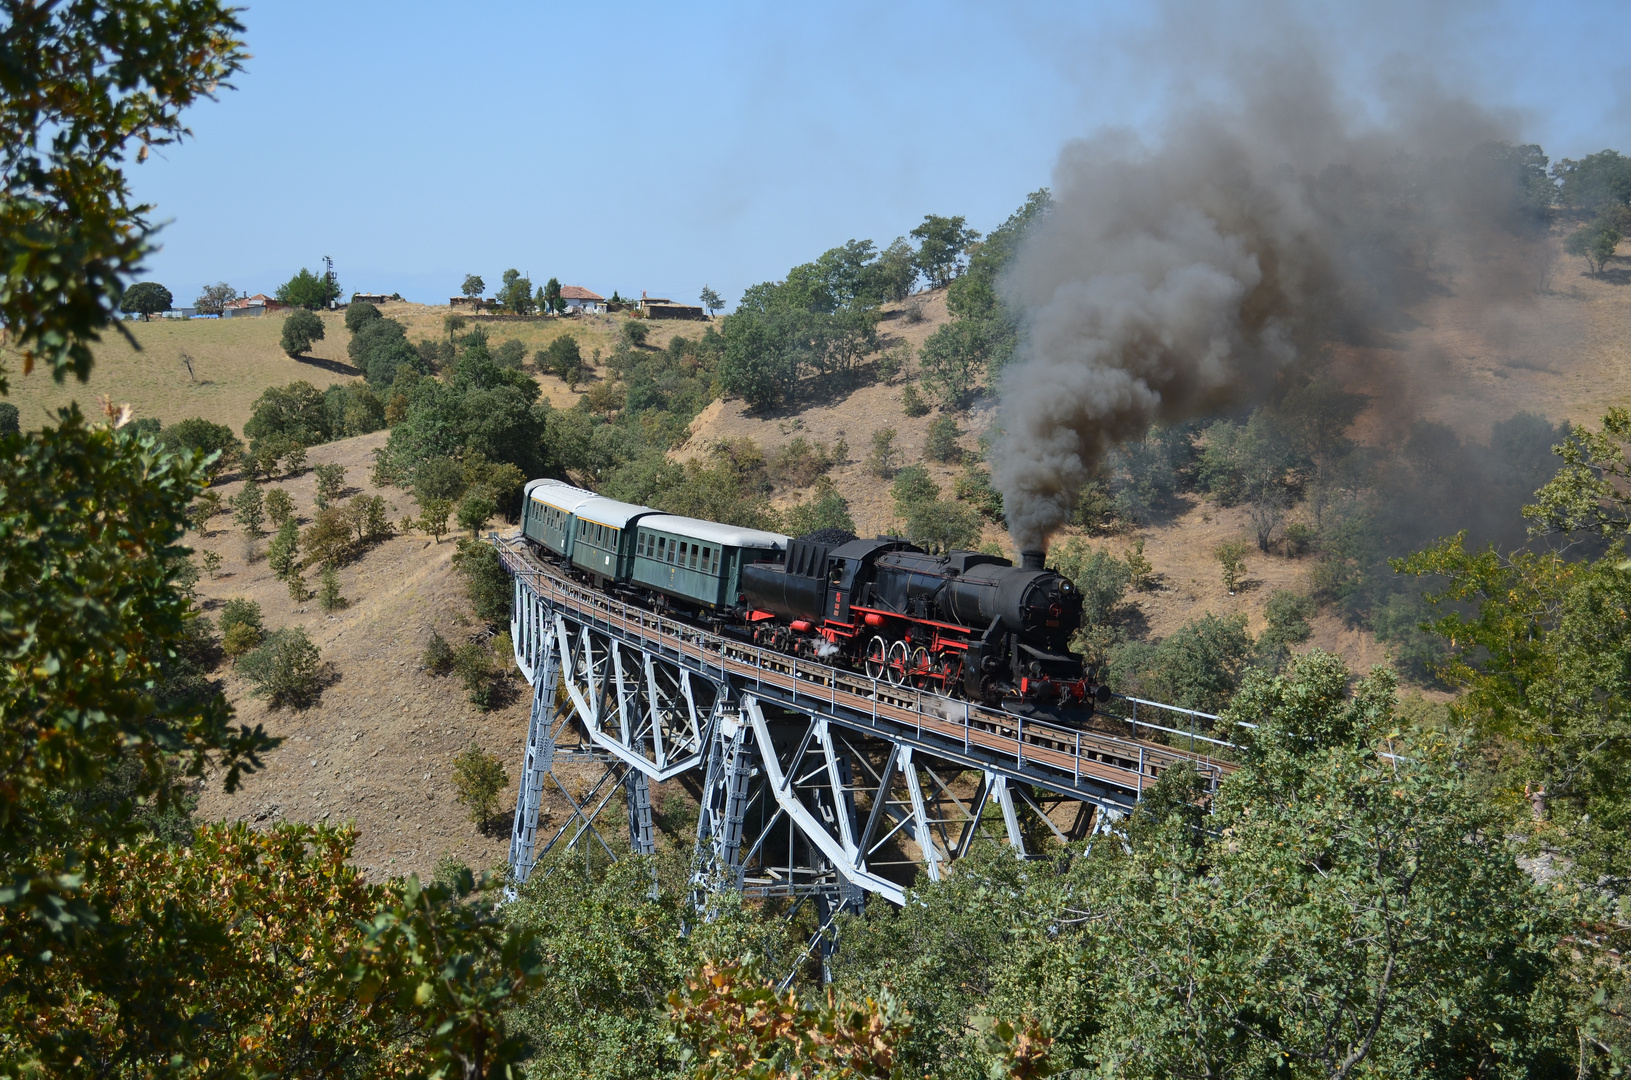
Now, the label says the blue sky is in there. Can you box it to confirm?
[130,0,1631,310]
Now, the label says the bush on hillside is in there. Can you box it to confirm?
[452,537,512,625]
[924,414,962,462]
[493,338,526,369]
[0,402,17,436]
[541,334,582,383]
[219,598,264,659]
[245,382,330,449]
[155,417,242,477]
[237,626,324,708]
[280,309,325,357]
[423,631,454,676]
[451,741,507,827]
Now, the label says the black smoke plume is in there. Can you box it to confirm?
[993,45,1535,550]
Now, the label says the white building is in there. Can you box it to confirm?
[559,285,606,314]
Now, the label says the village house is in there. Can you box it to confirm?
[559,285,606,314]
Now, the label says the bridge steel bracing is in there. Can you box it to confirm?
[497,534,1234,918]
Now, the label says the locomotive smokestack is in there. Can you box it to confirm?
[1020,549,1046,571]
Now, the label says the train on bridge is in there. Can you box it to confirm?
[519,478,1110,711]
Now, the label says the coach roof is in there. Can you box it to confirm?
[639,514,788,550]
[573,495,656,530]
[526,478,597,513]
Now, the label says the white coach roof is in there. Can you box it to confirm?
[526,478,596,512]
[573,495,657,530]
[639,514,788,550]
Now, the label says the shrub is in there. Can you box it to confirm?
[318,565,346,613]
[221,621,261,659]
[451,741,508,831]
[244,382,330,449]
[231,483,264,537]
[348,494,393,544]
[924,414,962,462]
[453,538,511,624]
[1258,590,1316,672]
[1108,612,1255,715]
[267,518,300,580]
[416,498,454,543]
[493,338,526,369]
[264,487,294,528]
[874,344,908,384]
[280,308,325,357]
[156,417,241,476]
[344,300,381,333]
[1048,538,1131,624]
[783,478,856,536]
[952,464,1004,522]
[452,639,497,709]
[237,626,324,708]
[1283,521,1315,556]
[900,499,982,552]
[767,437,842,489]
[541,334,583,383]
[1125,537,1157,591]
[457,491,496,537]
[899,383,929,418]
[890,464,939,513]
[621,319,649,347]
[313,463,345,509]
[1216,539,1250,593]
[281,445,306,476]
[221,598,265,658]
[199,550,223,578]
[866,427,900,478]
[302,506,354,568]
[423,630,454,675]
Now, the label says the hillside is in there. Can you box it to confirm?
[2,300,705,434]
[163,228,1631,877]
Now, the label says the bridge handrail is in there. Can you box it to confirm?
[493,534,1237,793]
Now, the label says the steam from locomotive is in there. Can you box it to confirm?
[992,40,1530,551]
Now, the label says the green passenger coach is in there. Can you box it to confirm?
[631,514,788,611]
[521,478,596,559]
[569,495,654,581]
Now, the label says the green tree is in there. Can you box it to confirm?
[699,284,723,315]
[542,334,582,383]
[1565,215,1623,275]
[318,564,346,612]
[238,626,324,708]
[909,213,981,289]
[457,490,497,538]
[918,320,989,408]
[276,266,341,309]
[451,742,507,828]
[540,276,561,314]
[344,299,381,332]
[245,381,332,449]
[461,273,486,308]
[0,10,542,1074]
[783,478,856,536]
[119,280,172,319]
[453,537,513,624]
[498,268,535,314]
[155,417,241,477]
[925,414,962,462]
[280,307,326,357]
[264,485,294,527]
[867,426,900,478]
[232,481,265,536]
[1552,148,1631,215]
[267,517,300,579]
[874,236,919,302]
[314,462,346,508]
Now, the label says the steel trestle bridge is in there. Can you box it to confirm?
[495,533,1234,918]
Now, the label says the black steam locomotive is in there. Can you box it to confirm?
[741,532,1108,709]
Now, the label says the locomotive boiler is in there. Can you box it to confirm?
[741,533,1107,709]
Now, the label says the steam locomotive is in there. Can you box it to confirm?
[520,479,1107,710]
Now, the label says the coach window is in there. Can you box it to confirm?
[666,539,675,564]
[688,545,698,569]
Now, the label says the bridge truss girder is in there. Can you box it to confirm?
[501,540,1221,914]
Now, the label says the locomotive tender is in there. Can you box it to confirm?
[519,478,1107,710]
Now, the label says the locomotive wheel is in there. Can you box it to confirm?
[909,646,932,689]
[886,640,910,686]
[938,655,963,696]
[865,636,888,680]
